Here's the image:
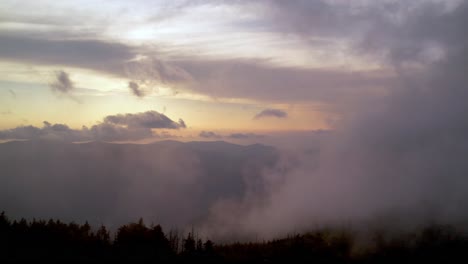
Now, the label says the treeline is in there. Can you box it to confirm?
[0,212,215,263]
[216,226,468,263]
[1,211,468,263]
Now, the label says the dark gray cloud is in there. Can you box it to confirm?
[0,33,135,77]
[257,0,365,39]
[128,81,144,97]
[199,131,222,139]
[167,59,392,103]
[0,121,85,142]
[0,32,188,86]
[0,122,149,142]
[254,108,287,119]
[257,0,466,67]
[0,110,185,142]
[228,133,265,139]
[50,70,74,93]
[104,111,186,129]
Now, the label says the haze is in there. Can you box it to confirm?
[1,0,468,240]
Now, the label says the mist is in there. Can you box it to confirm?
[200,1,468,240]
[0,140,278,231]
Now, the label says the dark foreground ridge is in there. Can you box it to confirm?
[1,212,468,263]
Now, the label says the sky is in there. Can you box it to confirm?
[1,0,468,239]
[0,0,415,141]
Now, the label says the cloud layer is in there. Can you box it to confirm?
[200,0,468,239]
[0,110,186,141]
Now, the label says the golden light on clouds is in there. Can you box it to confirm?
[0,0,399,141]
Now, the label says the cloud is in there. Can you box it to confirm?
[1,0,455,108]
[255,0,363,39]
[87,122,153,142]
[0,125,41,140]
[165,58,393,103]
[50,70,74,94]
[254,108,287,119]
[228,133,265,139]
[201,1,468,239]
[0,110,185,142]
[0,33,187,89]
[257,0,465,67]
[199,131,222,139]
[104,111,186,129]
[0,121,85,142]
[124,57,192,86]
[0,122,148,142]
[0,34,135,77]
[128,81,145,97]
[0,33,393,105]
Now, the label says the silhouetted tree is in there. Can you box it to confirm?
[197,238,203,252]
[0,211,9,230]
[183,232,196,255]
[168,229,180,253]
[204,240,214,253]
[96,225,110,244]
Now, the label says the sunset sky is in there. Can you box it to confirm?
[0,0,421,141]
[1,0,468,239]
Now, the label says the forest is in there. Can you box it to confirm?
[1,211,467,263]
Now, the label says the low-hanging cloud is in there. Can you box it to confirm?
[0,110,186,142]
[254,108,287,120]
